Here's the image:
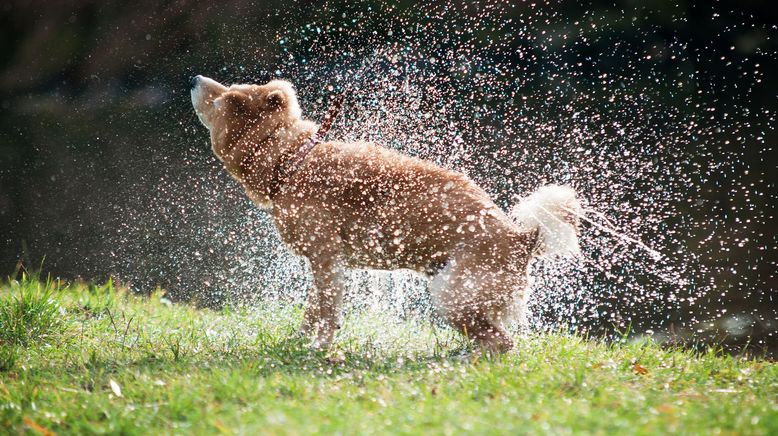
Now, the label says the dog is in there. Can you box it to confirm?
[190,75,582,352]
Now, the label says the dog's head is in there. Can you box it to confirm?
[190,76,303,163]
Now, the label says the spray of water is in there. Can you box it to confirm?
[109,1,775,348]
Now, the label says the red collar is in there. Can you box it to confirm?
[268,94,344,198]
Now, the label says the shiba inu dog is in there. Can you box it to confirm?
[191,75,581,352]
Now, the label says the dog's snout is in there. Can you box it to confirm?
[190,75,201,89]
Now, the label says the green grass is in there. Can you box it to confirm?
[0,276,776,435]
[0,274,63,347]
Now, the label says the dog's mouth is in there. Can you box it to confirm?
[190,92,209,128]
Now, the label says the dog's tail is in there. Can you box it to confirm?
[509,184,582,258]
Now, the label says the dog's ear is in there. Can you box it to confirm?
[266,90,287,110]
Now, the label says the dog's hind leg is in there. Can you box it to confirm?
[430,252,521,353]
[441,300,515,354]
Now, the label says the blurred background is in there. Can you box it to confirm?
[0,0,775,354]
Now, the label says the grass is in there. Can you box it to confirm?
[0,275,63,347]
[0,275,776,435]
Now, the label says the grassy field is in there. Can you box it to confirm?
[0,275,776,435]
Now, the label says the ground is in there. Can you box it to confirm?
[0,276,776,435]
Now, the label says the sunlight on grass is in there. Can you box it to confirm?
[0,276,776,434]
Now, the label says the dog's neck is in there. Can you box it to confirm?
[232,118,318,204]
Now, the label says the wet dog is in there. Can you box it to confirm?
[190,76,581,352]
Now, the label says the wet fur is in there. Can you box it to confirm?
[191,76,578,352]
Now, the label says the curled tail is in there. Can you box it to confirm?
[510,184,582,258]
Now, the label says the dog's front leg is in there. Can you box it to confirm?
[298,287,320,338]
[307,255,345,349]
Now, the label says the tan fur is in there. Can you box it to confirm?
[191,76,542,352]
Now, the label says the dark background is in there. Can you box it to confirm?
[1,0,776,354]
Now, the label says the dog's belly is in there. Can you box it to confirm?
[340,224,450,274]
[272,196,463,273]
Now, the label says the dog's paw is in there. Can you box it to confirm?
[309,338,332,350]
[325,351,347,365]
